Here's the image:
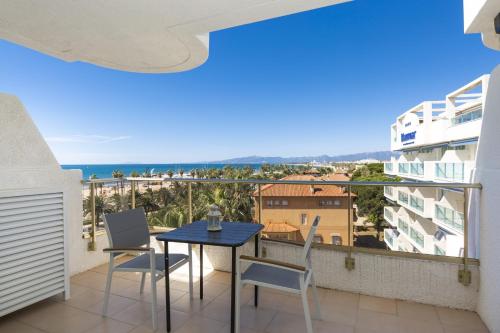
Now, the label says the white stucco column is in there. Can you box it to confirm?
[474,64,500,333]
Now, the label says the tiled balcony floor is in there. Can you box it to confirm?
[0,259,489,333]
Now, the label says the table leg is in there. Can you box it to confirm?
[164,242,171,332]
[199,244,203,300]
[231,246,236,333]
[254,234,259,307]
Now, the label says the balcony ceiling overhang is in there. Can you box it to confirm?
[0,0,350,73]
[464,0,500,51]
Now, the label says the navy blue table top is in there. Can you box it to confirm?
[156,221,263,247]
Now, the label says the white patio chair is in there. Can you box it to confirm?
[102,207,193,330]
[236,216,322,333]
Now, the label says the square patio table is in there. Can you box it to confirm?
[156,221,263,333]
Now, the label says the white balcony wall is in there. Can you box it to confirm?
[0,94,108,278]
[197,239,479,310]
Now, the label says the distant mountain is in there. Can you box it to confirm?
[208,151,396,164]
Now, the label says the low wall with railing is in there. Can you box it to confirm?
[199,239,479,310]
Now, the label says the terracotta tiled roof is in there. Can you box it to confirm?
[263,222,299,233]
[254,173,354,197]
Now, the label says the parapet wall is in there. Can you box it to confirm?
[202,239,479,311]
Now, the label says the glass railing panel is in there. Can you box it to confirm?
[410,227,424,248]
[384,186,393,196]
[398,218,409,234]
[435,204,464,232]
[384,162,393,172]
[451,108,482,126]
[410,162,424,176]
[398,163,409,174]
[435,162,464,181]
[398,191,409,204]
[384,208,393,221]
[410,195,424,212]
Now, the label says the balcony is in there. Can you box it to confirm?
[384,161,396,175]
[384,206,397,227]
[0,172,487,333]
[384,228,399,251]
[434,203,465,234]
[384,186,396,201]
[435,162,475,183]
[0,251,488,333]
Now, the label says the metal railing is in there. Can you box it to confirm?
[82,176,481,285]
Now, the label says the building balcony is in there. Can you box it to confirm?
[434,203,465,235]
[384,228,399,251]
[435,161,475,183]
[384,206,397,227]
[0,244,488,333]
[384,161,396,175]
[384,185,396,201]
[0,172,487,333]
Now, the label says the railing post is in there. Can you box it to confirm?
[258,184,263,225]
[88,182,96,251]
[131,180,136,209]
[459,187,471,286]
[188,182,192,224]
[345,185,355,270]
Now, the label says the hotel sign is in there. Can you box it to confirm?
[400,113,418,145]
[401,131,416,143]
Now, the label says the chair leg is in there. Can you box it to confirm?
[300,278,313,333]
[188,244,193,299]
[150,251,158,330]
[310,272,322,320]
[102,256,114,316]
[235,247,241,333]
[140,272,146,294]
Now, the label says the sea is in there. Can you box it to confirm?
[61,163,262,180]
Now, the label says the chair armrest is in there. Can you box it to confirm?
[240,255,306,273]
[103,247,152,254]
[149,230,167,236]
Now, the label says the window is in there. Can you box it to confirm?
[313,235,323,243]
[281,200,288,206]
[334,199,341,206]
[274,200,281,206]
[331,235,342,245]
[266,200,273,207]
[301,214,308,225]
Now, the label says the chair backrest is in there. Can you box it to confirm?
[302,216,320,266]
[103,207,150,249]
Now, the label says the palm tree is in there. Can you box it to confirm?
[179,169,184,178]
[167,170,174,179]
[130,170,140,177]
[111,170,123,194]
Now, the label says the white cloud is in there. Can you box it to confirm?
[45,134,131,144]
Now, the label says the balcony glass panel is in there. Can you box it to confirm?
[410,162,424,176]
[384,186,393,196]
[410,195,424,212]
[435,204,464,232]
[398,191,409,204]
[385,162,393,172]
[398,163,409,174]
[434,245,446,256]
[451,108,482,126]
[384,208,393,221]
[398,218,409,234]
[410,227,425,248]
[384,229,394,246]
[435,162,464,181]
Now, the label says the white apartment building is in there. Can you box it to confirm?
[383,75,489,257]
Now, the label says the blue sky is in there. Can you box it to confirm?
[0,0,498,164]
